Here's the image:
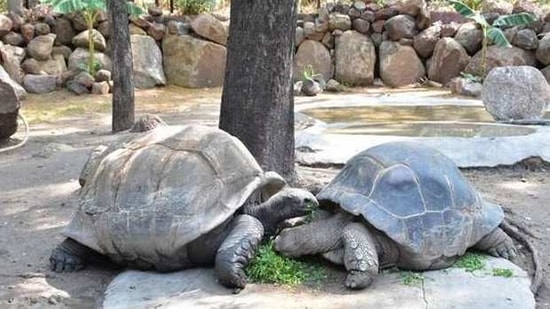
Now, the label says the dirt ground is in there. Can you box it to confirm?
[1,88,549,308]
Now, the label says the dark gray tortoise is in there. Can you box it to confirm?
[51,125,318,289]
[275,141,516,289]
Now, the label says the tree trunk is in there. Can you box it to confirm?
[108,0,135,133]
[219,0,298,180]
[7,0,23,15]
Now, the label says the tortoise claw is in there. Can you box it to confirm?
[50,247,86,273]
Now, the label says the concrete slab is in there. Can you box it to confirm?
[294,93,550,168]
[103,257,534,309]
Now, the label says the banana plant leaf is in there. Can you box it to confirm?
[40,0,143,16]
[493,12,537,27]
[487,27,512,48]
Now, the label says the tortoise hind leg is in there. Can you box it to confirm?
[50,238,96,272]
[342,222,379,289]
[473,227,517,260]
[215,215,264,290]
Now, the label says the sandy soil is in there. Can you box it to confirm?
[0,88,549,308]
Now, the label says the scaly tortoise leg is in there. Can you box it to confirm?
[342,222,380,289]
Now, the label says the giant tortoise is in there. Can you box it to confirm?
[50,125,318,289]
[275,141,516,289]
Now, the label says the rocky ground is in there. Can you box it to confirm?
[0,88,549,308]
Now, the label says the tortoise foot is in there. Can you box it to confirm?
[49,238,89,273]
[475,227,518,260]
[487,239,517,260]
[345,270,374,289]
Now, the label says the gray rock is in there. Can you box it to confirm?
[52,45,73,61]
[27,33,56,61]
[329,13,352,31]
[449,77,483,97]
[384,14,417,41]
[34,22,51,35]
[37,54,67,75]
[301,78,323,96]
[102,257,534,309]
[2,32,24,46]
[295,26,305,47]
[21,58,41,74]
[162,34,226,88]
[0,15,13,36]
[512,28,538,50]
[482,66,550,120]
[482,0,513,14]
[91,81,110,95]
[0,65,26,99]
[541,65,550,84]
[95,69,111,82]
[536,33,550,66]
[352,18,370,34]
[294,40,333,82]
[53,17,75,46]
[0,44,26,84]
[72,29,107,52]
[73,71,95,89]
[413,24,441,58]
[335,30,376,86]
[465,45,536,76]
[68,47,112,72]
[379,41,425,87]
[190,14,228,46]
[129,24,147,36]
[0,80,19,140]
[97,20,110,39]
[66,80,89,95]
[293,80,303,96]
[321,32,334,49]
[386,0,427,16]
[325,79,346,92]
[428,38,470,85]
[23,74,58,94]
[147,22,166,41]
[131,35,166,89]
[20,23,34,43]
[303,21,324,41]
[454,22,482,55]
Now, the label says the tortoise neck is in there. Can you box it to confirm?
[242,194,295,236]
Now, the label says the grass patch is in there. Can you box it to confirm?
[492,268,514,278]
[246,241,326,287]
[455,252,486,272]
[400,271,425,287]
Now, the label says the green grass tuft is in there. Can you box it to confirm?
[246,241,326,287]
[492,268,514,278]
[400,271,425,287]
[455,252,486,272]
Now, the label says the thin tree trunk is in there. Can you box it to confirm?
[7,0,23,15]
[219,0,297,180]
[108,0,135,133]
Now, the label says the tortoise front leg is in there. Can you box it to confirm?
[215,214,263,290]
[50,238,95,272]
[473,227,517,259]
[342,222,380,289]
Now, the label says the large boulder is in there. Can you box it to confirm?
[329,13,352,31]
[131,35,166,89]
[162,34,226,88]
[53,17,75,46]
[294,40,333,82]
[482,66,550,121]
[428,37,470,85]
[512,28,538,50]
[481,0,513,14]
[384,15,417,41]
[0,44,26,84]
[536,33,550,65]
[68,47,112,71]
[0,80,20,140]
[72,29,107,52]
[335,30,376,86]
[454,22,482,55]
[27,33,56,61]
[37,54,67,75]
[0,15,13,36]
[23,74,58,94]
[413,24,441,58]
[190,14,227,46]
[0,65,26,99]
[386,0,426,16]
[379,41,425,87]
[464,45,536,76]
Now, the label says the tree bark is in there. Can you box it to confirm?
[108,0,135,133]
[219,0,297,180]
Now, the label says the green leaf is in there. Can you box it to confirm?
[487,27,512,47]
[128,2,145,16]
[493,12,537,27]
[40,0,106,14]
[449,0,476,18]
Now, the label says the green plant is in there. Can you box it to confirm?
[246,241,326,287]
[400,271,425,287]
[455,252,486,272]
[40,0,143,75]
[460,72,483,83]
[450,0,537,77]
[492,267,514,277]
[175,0,216,15]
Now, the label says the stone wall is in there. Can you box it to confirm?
[0,0,549,96]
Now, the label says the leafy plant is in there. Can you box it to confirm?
[246,241,326,287]
[460,72,483,83]
[492,267,514,277]
[175,0,216,15]
[400,271,425,287]
[450,0,537,77]
[455,252,486,272]
[40,0,144,75]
